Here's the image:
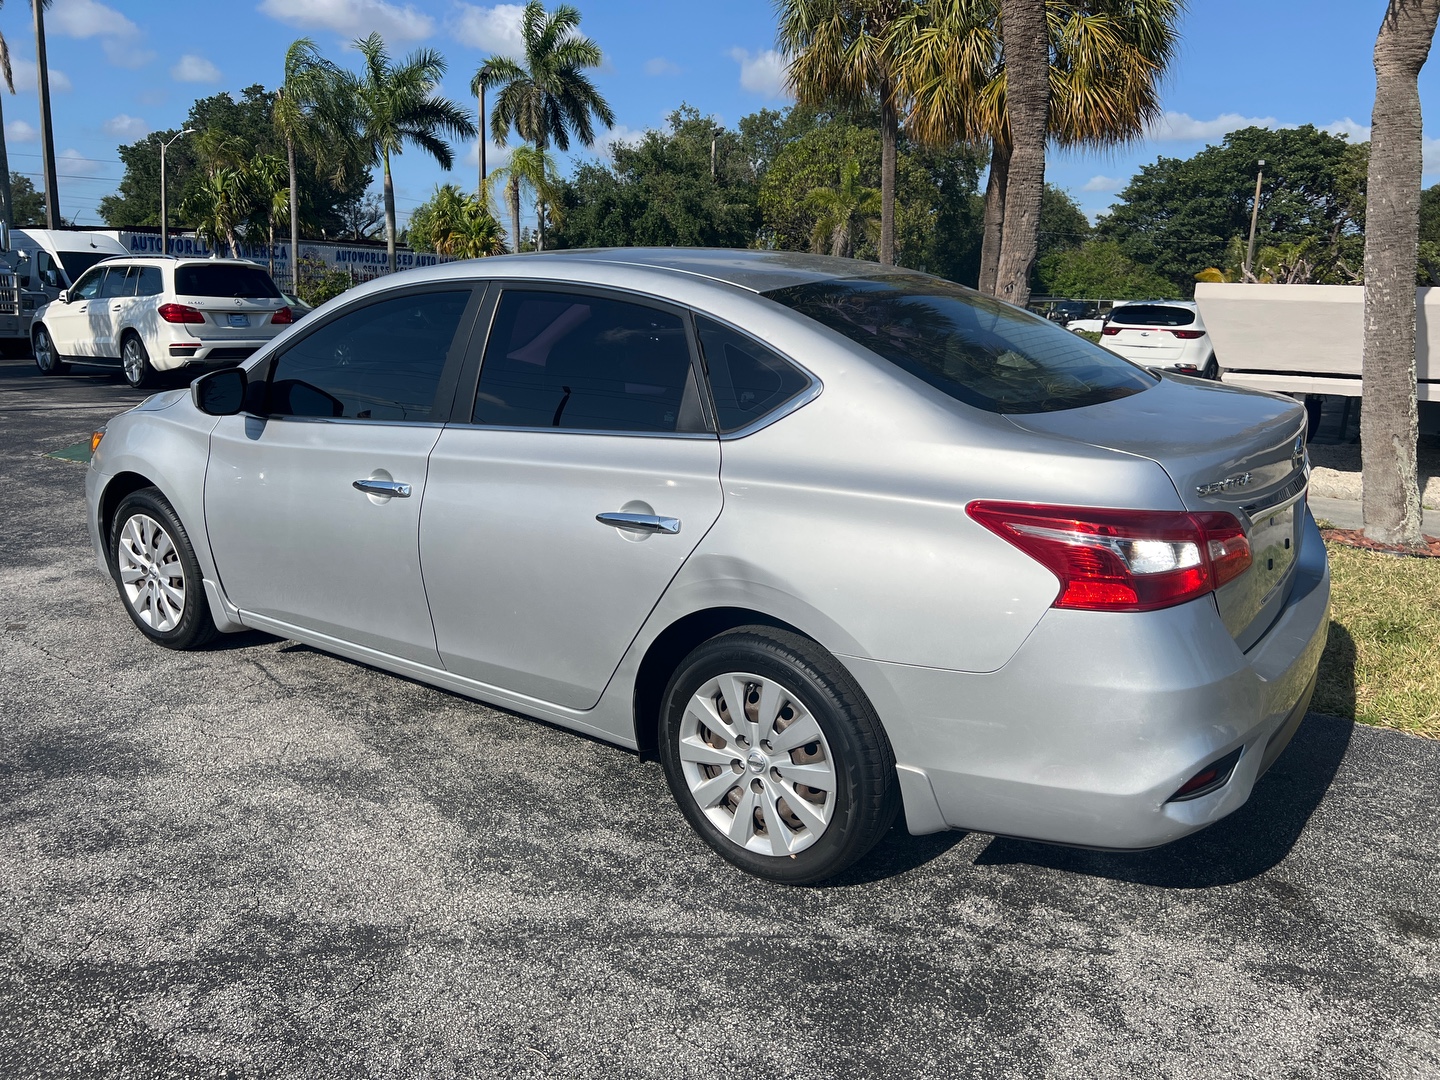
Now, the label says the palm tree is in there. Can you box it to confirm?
[343,33,477,273]
[181,168,249,258]
[0,1,51,236]
[274,39,346,287]
[412,184,508,257]
[897,0,1181,296]
[778,0,908,266]
[476,1,613,243]
[247,154,290,277]
[1361,0,1440,547]
[806,159,881,257]
[487,144,562,252]
[992,0,1049,306]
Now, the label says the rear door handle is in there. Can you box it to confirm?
[353,479,412,498]
[596,512,680,534]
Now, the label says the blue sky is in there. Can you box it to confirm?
[8,0,1440,230]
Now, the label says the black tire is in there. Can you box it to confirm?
[108,487,218,651]
[1202,355,1219,380]
[658,626,899,885]
[32,326,68,376]
[121,332,155,389]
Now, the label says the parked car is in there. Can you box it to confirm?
[1099,299,1217,378]
[85,250,1329,885]
[32,256,297,388]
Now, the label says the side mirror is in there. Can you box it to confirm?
[192,367,247,416]
[56,290,69,304]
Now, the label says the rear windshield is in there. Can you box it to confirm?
[1109,304,1195,327]
[175,264,281,299]
[765,275,1155,414]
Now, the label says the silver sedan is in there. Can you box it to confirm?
[85,249,1330,884]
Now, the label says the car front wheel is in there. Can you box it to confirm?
[109,487,218,650]
[33,326,68,376]
[659,626,899,885]
[121,334,155,389]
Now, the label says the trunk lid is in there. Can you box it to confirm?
[179,295,286,340]
[1006,375,1309,650]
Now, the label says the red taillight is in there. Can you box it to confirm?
[271,306,294,324]
[1170,329,1205,339]
[1100,326,1121,336]
[157,302,204,324]
[966,502,1253,612]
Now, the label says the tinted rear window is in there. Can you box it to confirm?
[765,275,1155,414]
[1109,304,1195,327]
[175,264,281,299]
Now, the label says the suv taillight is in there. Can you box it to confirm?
[1170,329,1205,339]
[157,302,204,324]
[271,306,294,324]
[966,502,1252,612]
[1101,326,1120,335]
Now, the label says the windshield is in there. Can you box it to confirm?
[175,264,281,299]
[765,275,1156,414]
[55,251,112,286]
[1109,304,1196,327]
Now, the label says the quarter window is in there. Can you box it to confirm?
[136,266,163,297]
[267,290,471,422]
[694,316,811,432]
[473,289,703,433]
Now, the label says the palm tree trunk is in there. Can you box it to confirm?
[978,141,1009,295]
[1360,0,1440,546]
[383,151,397,274]
[993,0,1049,307]
[879,76,897,266]
[288,137,299,293]
[509,176,521,254]
[267,215,275,278]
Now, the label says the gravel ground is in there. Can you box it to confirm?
[2,359,1438,1079]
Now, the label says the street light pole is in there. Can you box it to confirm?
[1243,159,1266,281]
[159,129,194,256]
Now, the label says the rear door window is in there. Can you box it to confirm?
[176,264,281,299]
[472,289,705,434]
[765,274,1155,415]
[98,267,131,298]
[1109,305,1196,327]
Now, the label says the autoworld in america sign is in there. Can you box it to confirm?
[109,231,453,279]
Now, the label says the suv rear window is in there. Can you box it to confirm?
[175,264,281,299]
[765,275,1155,414]
[1108,304,1195,327]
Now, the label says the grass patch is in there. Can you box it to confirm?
[1075,330,1103,345]
[1313,541,1440,738]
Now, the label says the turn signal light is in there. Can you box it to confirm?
[158,303,204,324]
[966,502,1253,612]
[271,306,294,324]
[90,427,105,454]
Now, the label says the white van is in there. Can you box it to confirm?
[0,228,130,353]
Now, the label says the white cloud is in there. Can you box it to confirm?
[103,114,149,139]
[593,124,645,160]
[104,40,156,69]
[729,47,790,99]
[450,2,525,53]
[644,57,681,77]
[259,0,435,42]
[5,120,37,143]
[1082,175,1123,193]
[1148,111,1280,141]
[49,0,138,39]
[1324,117,1371,143]
[8,56,72,93]
[467,139,514,174]
[171,54,221,84]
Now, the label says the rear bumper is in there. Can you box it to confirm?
[846,508,1332,849]
[155,338,270,372]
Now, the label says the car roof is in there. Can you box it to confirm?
[461,247,921,294]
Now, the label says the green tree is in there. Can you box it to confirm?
[807,158,881,256]
[778,0,908,266]
[487,143,562,251]
[1097,125,1368,296]
[341,33,476,273]
[275,39,348,279]
[8,173,44,225]
[408,183,508,257]
[247,153,290,275]
[1036,237,1175,298]
[180,168,250,257]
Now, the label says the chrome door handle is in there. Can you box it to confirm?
[596,512,681,534]
[110,305,123,311]
[353,479,412,498]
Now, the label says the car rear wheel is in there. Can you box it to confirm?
[110,487,218,650]
[33,326,68,376]
[659,626,899,885]
[121,333,155,389]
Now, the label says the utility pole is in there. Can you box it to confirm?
[478,86,486,193]
[33,0,60,228]
[1243,159,1266,281]
[159,129,194,256]
[711,127,723,180]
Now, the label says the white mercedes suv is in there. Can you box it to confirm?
[31,256,296,388]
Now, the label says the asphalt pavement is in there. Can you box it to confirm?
[1,356,1437,1079]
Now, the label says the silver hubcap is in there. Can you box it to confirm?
[678,672,837,856]
[35,333,52,371]
[122,340,145,383]
[117,514,185,632]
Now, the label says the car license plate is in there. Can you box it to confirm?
[227,313,249,327]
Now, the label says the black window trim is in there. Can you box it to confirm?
[447,278,718,439]
[245,280,488,426]
[689,308,822,440]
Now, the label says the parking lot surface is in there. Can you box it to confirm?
[1,357,1438,1079]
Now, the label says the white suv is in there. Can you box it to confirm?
[31,256,296,388]
[1099,300,1217,379]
